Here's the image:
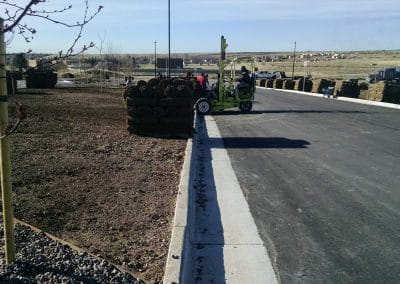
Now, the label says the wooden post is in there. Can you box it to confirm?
[0,18,16,264]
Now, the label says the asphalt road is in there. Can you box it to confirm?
[212,89,400,283]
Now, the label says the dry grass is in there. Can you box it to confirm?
[127,52,400,84]
[253,52,400,80]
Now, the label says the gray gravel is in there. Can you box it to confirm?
[0,223,142,283]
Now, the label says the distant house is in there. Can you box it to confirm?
[52,60,68,70]
[28,59,38,68]
[332,53,346,60]
[300,53,314,59]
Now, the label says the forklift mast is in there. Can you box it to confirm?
[219,36,228,101]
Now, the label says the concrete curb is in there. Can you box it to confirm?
[257,86,400,110]
[163,117,198,284]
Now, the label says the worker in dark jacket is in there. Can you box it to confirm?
[238,66,251,84]
[234,66,251,97]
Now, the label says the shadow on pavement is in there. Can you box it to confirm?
[209,137,311,149]
[211,110,367,115]
[189,115,225,283]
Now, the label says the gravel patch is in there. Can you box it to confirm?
[0,223,142,283]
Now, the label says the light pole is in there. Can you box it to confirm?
[303,60,308,92]
[168,0,170,78]
[154,41,157,78]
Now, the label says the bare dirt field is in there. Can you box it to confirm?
[6,87,187,283]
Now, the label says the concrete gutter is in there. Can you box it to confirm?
[163,116,198,284]
[257,86,400,110]
[190,116,278,283]
[163,114,279,283]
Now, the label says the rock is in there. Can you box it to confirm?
[0,224,141,283]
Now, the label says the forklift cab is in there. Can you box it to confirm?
[195,36,256,115]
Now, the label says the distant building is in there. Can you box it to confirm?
[331,53,346,60]
[157,58,184,69]
[52,60,68,70]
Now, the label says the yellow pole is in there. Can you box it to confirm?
[0,18,16,264]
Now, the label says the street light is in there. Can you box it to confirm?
[168,0,170,78]
[154,41,157,78]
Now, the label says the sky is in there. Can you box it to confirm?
[3,0,400,54]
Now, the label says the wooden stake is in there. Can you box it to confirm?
[0,18,16,264]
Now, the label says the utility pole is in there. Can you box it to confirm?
[0,18,16,264]
[303,60,308,92]
[154,41,157,78]
[168,0,171,78]
[292,41,296,78]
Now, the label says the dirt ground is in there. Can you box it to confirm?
[6,87,187,283]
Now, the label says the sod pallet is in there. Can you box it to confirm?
[337,81,360,98]
[273,79,284,89]
[26,70,57,88]
[125,79,194,137]
[381,82,400,104]
[295,78,313,92]
[283,79,295,90]
[334,80,344,97]
[311,79,336,94]
[259,79,267,87]
[366,81,400,103]
[358,82,370,100]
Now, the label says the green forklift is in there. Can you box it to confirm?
[195,36,256,115]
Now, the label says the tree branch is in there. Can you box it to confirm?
[1,1,103,43]
[2,0,42,33]
[1,1,103,63]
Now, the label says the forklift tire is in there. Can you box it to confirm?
[239,101,253,112]
[196,98,212,115]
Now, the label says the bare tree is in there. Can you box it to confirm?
[0,0,103,265]
[2,0,103,58]
[95,32,106,92]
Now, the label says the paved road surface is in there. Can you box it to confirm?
[213,89,400,283]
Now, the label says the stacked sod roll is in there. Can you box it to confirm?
[125,78,195,137]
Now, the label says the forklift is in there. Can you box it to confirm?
[195,36,256,115]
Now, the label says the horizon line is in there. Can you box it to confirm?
[7,49,400,56]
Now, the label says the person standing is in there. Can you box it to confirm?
[197,73,206,89]
[125,75,133,87]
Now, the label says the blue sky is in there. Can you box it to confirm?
[3,0,400,54]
